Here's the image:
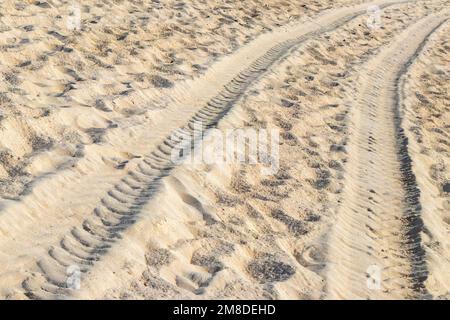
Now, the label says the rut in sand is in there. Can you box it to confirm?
[325,13,449,300]
[17,0,411,299]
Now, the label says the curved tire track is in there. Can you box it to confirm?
[21,0,412,299]
[325,13,449,300]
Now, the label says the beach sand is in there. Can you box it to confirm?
[0,0,448,299]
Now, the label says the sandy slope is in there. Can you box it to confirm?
[0,0,448,299]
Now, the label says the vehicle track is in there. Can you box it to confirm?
[20,0,413,299]
[325,13,449,299]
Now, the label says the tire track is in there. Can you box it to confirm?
[21,0,412,299]
[325,13,449,300]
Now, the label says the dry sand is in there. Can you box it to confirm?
[0,0,449,299]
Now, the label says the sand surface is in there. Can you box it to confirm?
[0,0,449,299]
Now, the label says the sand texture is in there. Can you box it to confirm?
[0,0,449,299]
